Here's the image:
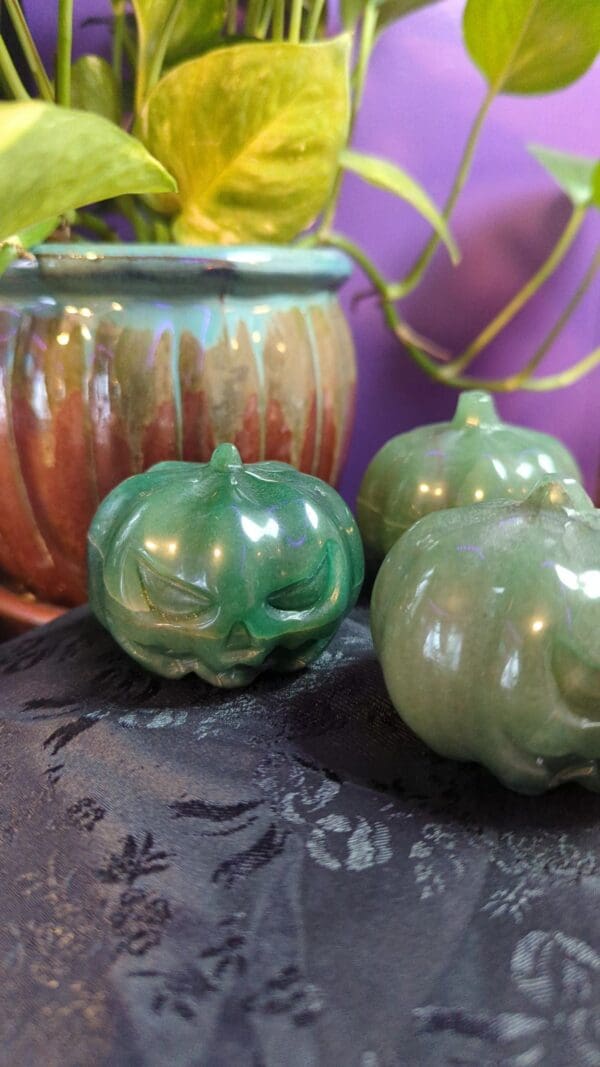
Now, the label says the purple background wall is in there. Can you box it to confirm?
[29,1,600,503]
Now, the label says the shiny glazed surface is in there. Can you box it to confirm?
[88,444,364,686]
[0,244,356,606]
[358,391,582,568]
[371,477,600,794]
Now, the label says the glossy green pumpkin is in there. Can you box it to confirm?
[358,390,582,568]
[88,444,364,687]
[371,477,600,794]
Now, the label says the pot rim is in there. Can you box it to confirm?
[3,242,353,293]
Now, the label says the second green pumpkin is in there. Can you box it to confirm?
[357,390,582,568]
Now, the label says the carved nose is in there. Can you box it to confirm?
[226,622,253,651]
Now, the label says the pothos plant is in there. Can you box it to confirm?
[0,0,454,250]
[0,0,599,394]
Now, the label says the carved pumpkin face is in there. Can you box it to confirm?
[88,445,363,687]
[358,390,582,569]
[371,478,600,794]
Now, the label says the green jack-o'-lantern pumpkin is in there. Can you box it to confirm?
[88,444,364,687]
[358,390,581,568]
[371,477,600,794]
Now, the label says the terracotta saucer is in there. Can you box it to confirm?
[0,580,67,639]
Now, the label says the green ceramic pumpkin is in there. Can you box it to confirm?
[371,477,600,794]
[88,444,364,687]
[358,390,582,568]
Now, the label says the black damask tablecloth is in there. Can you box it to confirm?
[0,606,599,1067]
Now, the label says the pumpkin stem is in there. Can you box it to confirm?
[452,390,500,429]
[210,443,243,473]
[525,477,593,514]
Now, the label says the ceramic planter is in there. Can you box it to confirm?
[0,244,355,606]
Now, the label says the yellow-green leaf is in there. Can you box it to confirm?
[340,0,363,29]
[0,101,176,242]
[138,39,351,245]
[133,0,226,105]
[71,55,121,124]
[341,0,444,30]
[530,145,600,209]
[464,0,600,95]
[133,0,225,61]
[341,148,459,263]
[377,0,446,30]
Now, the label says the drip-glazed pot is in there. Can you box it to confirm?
[0,244,355,606]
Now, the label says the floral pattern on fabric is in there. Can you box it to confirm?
[0,605,599,1066]
[415,930,600,1066]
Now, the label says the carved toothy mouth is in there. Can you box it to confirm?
[262,635,328,670]
[186,634,324,674]
[218,647,269,667]
[122,629,330,683]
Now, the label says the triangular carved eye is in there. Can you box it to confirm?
[137,554,214,619]
[267,551,330,613]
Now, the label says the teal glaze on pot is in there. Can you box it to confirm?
[0,244,356,605]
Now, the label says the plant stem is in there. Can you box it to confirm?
[153,217,173,242]
[289,0,303,42]
[393,85,496,298]
[446,205,587,376]
[56,0,74,107]
[121,21,137,66]
[227,0,238,35]
[141,0,185,108]
[422,345,600,392]
[511,244,600,384]
[0,245,18,277]
[111,0,126,85]
[0,34,30,98]
[321,232,447,375]
[272,0,284,39]
[318,1,378,235]
[256,0,274,37]
[319,231,389,292]
[519,347,600,391]
[245,0,262,36]
[306,0,326,40]
[74,211,120,241]
[116,196,153,241]
[321,232,600,394]
[433,351,600,392]
[4,0,53,100]
[352,0,378,118]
